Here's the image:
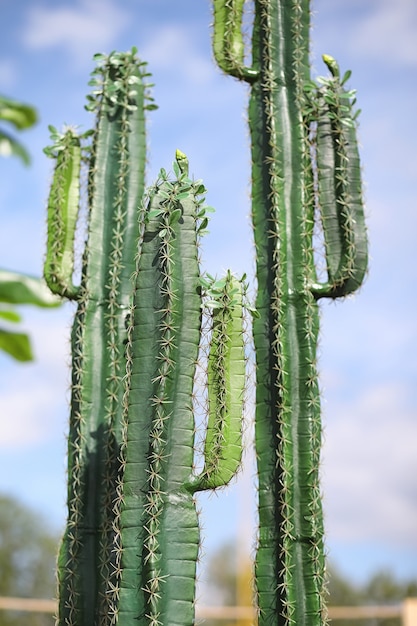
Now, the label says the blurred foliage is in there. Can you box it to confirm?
[0,270,60,361]
[206,543,241,607]
[0,94,60,362]
[205,542,417,626]
[0,494,60,626]
[329,565,417,626]
[204,542,254,626]
[0,95,37,166]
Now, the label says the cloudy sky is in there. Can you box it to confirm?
[0,0,416,592]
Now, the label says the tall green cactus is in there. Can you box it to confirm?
[212,2,368,625]
[44,50,247,626]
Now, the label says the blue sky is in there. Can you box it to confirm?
[0,0,416,593]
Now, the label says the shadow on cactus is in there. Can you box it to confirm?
[212,2,368,625]
[43,49,249,626]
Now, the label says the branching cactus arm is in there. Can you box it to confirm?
[310,56,368,298]
[194,271,246,490]
[212,0,259,81]
[44,127,82,299]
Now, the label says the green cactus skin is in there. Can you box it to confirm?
[44,48,246,625]
[212,2,368,625]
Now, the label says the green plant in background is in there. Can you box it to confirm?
[0,269,59,361]
[0,95,59,361]
[0,494,59,626]
[44,48,247,626]
[0,94,37,164]
[212,1,368,625]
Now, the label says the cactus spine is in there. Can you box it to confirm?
[44,50,246,626]
[212,2,368,625]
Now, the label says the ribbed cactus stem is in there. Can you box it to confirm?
[212,2,368,625]
[116,156,246,626]
[44,48,150,626]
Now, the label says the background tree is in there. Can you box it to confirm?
[205,542,417,626]
[0,494,60,626]
[204,542,253,626]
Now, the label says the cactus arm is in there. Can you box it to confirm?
[191,271,245,491]
[43,128,81,299]
[310,56,368,298]
[212,0,259,81]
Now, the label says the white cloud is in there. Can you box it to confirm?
[0,314,70,449]
[0,382,63,447]
[0,60,18,90]
[21,0,129,65]
[312,0,417,87]
[141,25,215,86]
[322,382,417,546]
[350,0,417,66]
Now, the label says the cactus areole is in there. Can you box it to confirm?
[44,50,247,626]
[212,1,368,625]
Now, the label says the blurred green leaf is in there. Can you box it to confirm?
[0,269,61,307]
[0,328,33,361]
[0,309,21,322]
[0,129,31,165]
[0,95,37,130]
[0,95,37,164]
